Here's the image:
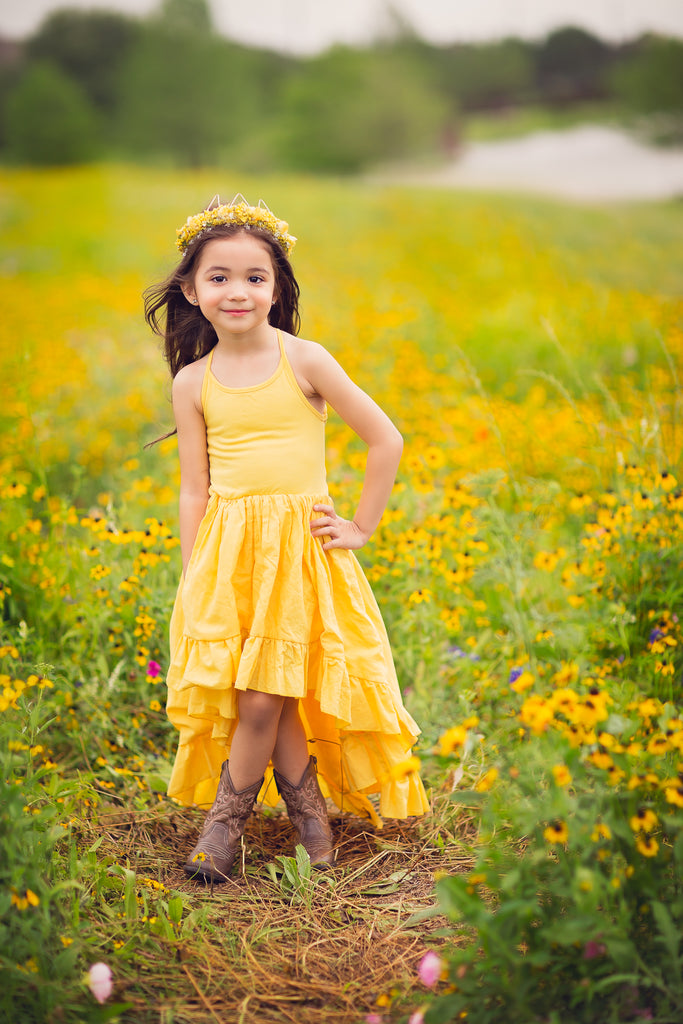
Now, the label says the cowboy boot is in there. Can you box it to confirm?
[273,755,335,867]
[184,761,263,882]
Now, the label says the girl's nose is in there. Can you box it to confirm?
[227,282,247,300]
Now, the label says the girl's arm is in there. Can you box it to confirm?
[301,343,403,551]
[172,366,210,574]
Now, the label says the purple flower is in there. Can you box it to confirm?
[583,940,606,960]
[509,666,524,683]
[87,962,113,1004]
[418,950,443,987]
[147,660,162,678]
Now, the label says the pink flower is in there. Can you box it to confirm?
[147,660,162,678]
[87,962,113,1003]
[365,1016,382,1024]
[583,940,606,960]
[418,950,443,987]
[409,1012,426,1024]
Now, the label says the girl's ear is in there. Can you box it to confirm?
[181,283,198,305]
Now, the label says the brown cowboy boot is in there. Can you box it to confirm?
[184,761,263,883]
[273,755,335,867]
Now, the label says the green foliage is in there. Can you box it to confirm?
[427,729,683,1023]
[534,26,612,102]
[4,61,100,165]
[275,46,447,173]
[266,845,318,906]
[155,0,213,36]
[416,459,683,1024]
[611,36,683,114]
[2,7,683,169]
[114,27,283,167]
[26,9,140,114]
[429,39,534,112]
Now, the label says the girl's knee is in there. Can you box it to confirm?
[238,690,284,732]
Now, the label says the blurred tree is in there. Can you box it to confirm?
[4,60,99,164]
[157,0,213,34]
[0,41,24,151]
[274,46,447,172]
[534,26,611,103]
[26,9,140,114]
[429,39,534,111]
[610,35,683,114]
[113,0,294,166]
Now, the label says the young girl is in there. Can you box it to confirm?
[146,195,428,882]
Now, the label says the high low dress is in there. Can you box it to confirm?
[166,330,429,825]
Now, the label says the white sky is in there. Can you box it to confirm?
[1,0,682,50]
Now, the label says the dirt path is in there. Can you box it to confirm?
[376,125,683,202]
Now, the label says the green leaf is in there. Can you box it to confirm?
[294,844,312,881]
[147,775,168,793]
[605,935,637,970]
[650,900,681,962]
[123,868,138,920]
[167,895,183,924]
[425,992,468,1024]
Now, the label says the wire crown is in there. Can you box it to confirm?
[176,193,296,255]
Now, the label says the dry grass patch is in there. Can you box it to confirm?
[73,797,475,1023]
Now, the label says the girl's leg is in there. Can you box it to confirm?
[271,697,310,781]
[229,690,285,790]
[271,698,335,866]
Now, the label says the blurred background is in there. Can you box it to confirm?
[0,0,682,198]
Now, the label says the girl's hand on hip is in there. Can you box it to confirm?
[311,503,369,550]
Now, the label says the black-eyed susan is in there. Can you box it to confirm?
[543,820,569,845]
[635,835,659,857]
[438,725,468,756]
[475,768,499,792]
[629,808,658,834]
[665,784,683,808]
[388,755,421,782]
[590,822,612,842]
[551,764,572,787]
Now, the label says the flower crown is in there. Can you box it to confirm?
[176,193,296,256]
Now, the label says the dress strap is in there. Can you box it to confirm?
[275,329,286,359]
[276,330,327,423]
[201,347,216,410]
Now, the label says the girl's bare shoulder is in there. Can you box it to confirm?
[283,333,334,373]
[172,352,210,403]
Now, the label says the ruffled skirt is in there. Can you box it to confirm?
[166,491,429,824]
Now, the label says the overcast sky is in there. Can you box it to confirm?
[2,0,683,50]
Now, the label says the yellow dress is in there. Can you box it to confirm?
[166,331,429,824]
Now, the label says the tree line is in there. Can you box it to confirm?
[0,0,681,170]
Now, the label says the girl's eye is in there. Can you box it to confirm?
[211,275,226,283]
[248,275,264,284]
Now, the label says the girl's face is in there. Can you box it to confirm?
[183,232,277,339]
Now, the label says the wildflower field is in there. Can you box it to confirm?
[1,166,682,1024]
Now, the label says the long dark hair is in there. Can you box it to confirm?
[144,223,301,379]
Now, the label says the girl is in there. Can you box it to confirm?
[146,195,428,883]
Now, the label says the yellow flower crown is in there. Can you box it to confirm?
[176,193,296,256]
